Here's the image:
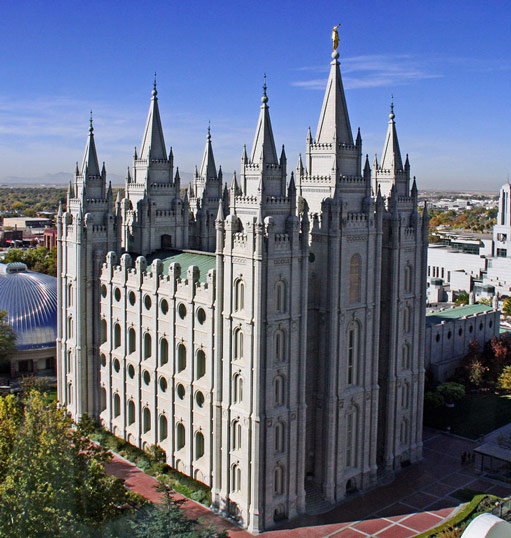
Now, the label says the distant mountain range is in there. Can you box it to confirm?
[0,171,194,187]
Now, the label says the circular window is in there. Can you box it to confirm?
[129,291,136,306]
[178,303,187,319]
[196,391,205,408]
[128,364,135,379]
[479,323,483,330]
[469,325,473,333]
[458,328,463,336]
[144,295,152,310]
[143,370,151,385]
[114,287,121,302]
[177,383,185,399]
[435,334,440,342]
[197,308,206,325]
[113,358,120,372]
[101,284,107,298]
[161,299,169,315]
[159,377,167,392]
[489,320,493,328]
[447,331,452,340]
[100,353,106,367]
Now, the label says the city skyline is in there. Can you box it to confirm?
[0,0,510,190]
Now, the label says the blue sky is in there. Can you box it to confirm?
[0,0,509,190]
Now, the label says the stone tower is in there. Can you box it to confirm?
[56,118,119,418]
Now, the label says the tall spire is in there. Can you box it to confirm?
[199,124,217,180]
[81,110,100,177]
[315,47,353,145]
[380,98,403,171]
[250,74,278,164]
[139,75,167,161]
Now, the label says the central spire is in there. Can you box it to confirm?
[315,49,353,145]
[139,75,167,161]
[250,74,278,164]
[199,124,217,180]
[81,110,100,177]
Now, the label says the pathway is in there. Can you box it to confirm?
[104,428,510,537]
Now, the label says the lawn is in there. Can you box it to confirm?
[424,392,511,439]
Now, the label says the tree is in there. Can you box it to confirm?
[477,297,492,306]
[503,298,511,317]
[0,310,16,368]
[455,291,469,306]
[437,382,465,405]
[0,392,133,537]
[3,247,57,276]
[130,481,228,538]
[0,395,22,483]
[497,366,511,393]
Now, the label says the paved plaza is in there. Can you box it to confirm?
[104,427,511,537]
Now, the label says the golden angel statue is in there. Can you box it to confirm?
[332,24,341,51]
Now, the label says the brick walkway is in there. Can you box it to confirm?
[104,428,510,537]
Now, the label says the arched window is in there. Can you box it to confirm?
[276,280,287,313]
[233,374,243,404]
[402,382,410,409]
[402,343,410,370]
[68,283,73,306]
[127,400,135,425]
[128,328,136,354]
[195,431,205,459]
[400,418,409,445]
[234,279,245,311]
[347,322,360,386]
[100,388,107,412]
[176,423,185,450]
[403,306,412,333]
[114,323,121,349]
[275,421,285,453]
[274,375,284,407]
[159,415,168,441]
[67,350,72,373]
[143,407,151,433]
[274,466,284,496]
[349,254,361,304]
[231,420,242,450]
[404,264,413,293]
[101,319,107,344]
[144,333,152,359]
[68,383,72,404]
[346,407,358,468]
[113,393,121,418]
[177,344,186,372]
[231,464,242,492]
[67,316,73,339]
[160,338,169,366]
[275,330,285,362]
[196,350,206,379]
[234,329,244,360]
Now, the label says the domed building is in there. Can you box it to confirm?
[0,262,57,377]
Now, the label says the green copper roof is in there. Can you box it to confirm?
[426,304,492,326]
[147,250,216,283]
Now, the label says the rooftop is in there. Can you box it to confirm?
[426,304,493,326]
[146,250,216,283]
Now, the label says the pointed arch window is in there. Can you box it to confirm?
[128,328,136,354]
[346,407,358,468]
[274,330,285,362]
[67,316,73,339]
[349,254,362,304]
[231,464,242,492]
[404,264,413,293]
[159,415,168,441]
[113,393,121,418]
[127,400,135,425]
[403,306,412,333]
[114,323,121,349]
[101,319,107,344]
[160,338,169,366]
[402,343,410,370]
[100,388,107,412]
[177,344,186,372]
[195,431,205,459]
[347,322,360,386]
[196,350,206,379]
[274,375,284,407]
[234,329,244,360]
[176,423,185,450]
[276,280,287,313]
[233,374,243,404]
[143,407,151,433]
[144,333,152,359]
[231,420,242,450]
[402,382,410,409]
[275,421,285,453]
[274,466,284,496]
[400,418,409,445]
[234,279,245,311]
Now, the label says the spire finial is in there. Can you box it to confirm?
[207,120,211,140]
[152,72,158,97]
[261,73,268,104]
[89,110,93,133]
[389,95,395,120]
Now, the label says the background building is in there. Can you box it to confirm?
[57,42,428,532]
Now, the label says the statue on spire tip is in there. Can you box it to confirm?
[332,24,341,51]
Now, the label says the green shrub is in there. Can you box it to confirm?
[425,391,445,410]
[437,382,465,405]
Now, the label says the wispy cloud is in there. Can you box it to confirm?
[292,53,442,90]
